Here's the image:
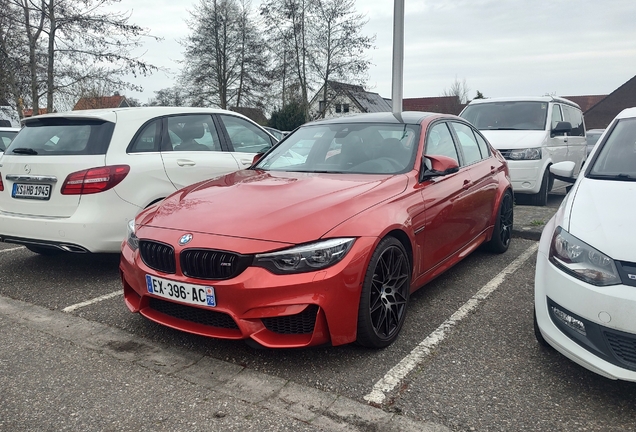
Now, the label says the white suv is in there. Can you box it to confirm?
[0,107,276,253]
[460,97,587,205]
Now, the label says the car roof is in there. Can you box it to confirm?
[23,106,251,124]
[305,111,440,126]
[466,96,582,109]
[615,107,636,120]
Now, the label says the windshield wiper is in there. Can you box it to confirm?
[11,148,38,155]
[588,173,636,181]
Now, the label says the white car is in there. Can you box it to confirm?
[534,107,636,381]
[0,107,276,254]
[0,127,20,153]
[460,97,587,206]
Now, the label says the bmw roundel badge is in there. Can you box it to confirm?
[178,233,193,246]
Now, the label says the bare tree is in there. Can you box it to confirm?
[0,1,32,114]
[442,76,470,104]
[182,0,268,110]
[43,0,159,112]
[309,0,373,118]
[261,0,313,114]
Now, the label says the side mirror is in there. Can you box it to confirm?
[550,161,576,184]
[551,121,572,137]
[420,155,460,181]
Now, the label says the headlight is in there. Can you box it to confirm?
[549,227,620,286]
[253,238,355,274]
[508,148,541,160]
[127,219,139,251]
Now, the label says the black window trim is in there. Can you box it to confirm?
[126,117,163,154]
[213,113,275,153]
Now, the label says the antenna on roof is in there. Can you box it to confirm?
[391,0,405,116]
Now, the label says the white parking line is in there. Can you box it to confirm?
[364,243,539,405]
[62,290,123,313]
[0,246,25,254]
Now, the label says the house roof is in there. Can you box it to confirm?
[402,96,462,114]
[230,106,268,125]
[581,75,636,129]
[22,108,48,117]
[324,81,392,113]
[73,95,128,111]
[561,95,606,112]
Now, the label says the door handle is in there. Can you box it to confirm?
[462,179,471,190]
[239,159,252,165]
[177,159,196,167]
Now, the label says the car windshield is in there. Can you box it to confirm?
[5,118,114,155]
[255,123,420,174]
[589,118,636,180]
[461,101,548,131]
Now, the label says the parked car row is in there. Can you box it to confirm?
[4,101,635,386]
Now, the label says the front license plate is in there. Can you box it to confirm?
[145,274,216,307]
[12,183,51,200]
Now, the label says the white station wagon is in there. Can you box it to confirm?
[0,107,276,253]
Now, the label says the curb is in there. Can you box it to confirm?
[0,295,451,432]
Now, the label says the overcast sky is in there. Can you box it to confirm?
[117,0,636,104]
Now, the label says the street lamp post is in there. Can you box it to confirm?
[391,0,405,115]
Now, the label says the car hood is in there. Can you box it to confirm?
[568,178,636,262]
[144,170,408,244]
[479,130,547,150]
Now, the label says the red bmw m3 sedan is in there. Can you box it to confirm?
[120,112,513,348]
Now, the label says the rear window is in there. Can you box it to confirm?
[5,119,115,155]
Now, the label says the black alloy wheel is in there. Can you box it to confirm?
[486,190,513,253]
[357,237,411,348]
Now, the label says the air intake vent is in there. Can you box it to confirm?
[140,240,176,274]
[149,297,239,330]
[605,330,636,370]
[262,305,319,334]
[181,249,251,280]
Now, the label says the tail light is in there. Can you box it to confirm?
[0,173,3,192]
[61,165,130,195]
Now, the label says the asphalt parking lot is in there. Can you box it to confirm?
[2,195,636,431]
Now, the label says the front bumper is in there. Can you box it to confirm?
[535,224,636,381]
[506,159,543,194]
[120,232,377,348]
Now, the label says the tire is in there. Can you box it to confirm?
[25,245,62,255]
[485,190,513,254]
[357,237,411,348]
[525,169,549,206]
[534,308,551,348]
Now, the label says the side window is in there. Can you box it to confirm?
[165,115,220,152]
[129,120,160,153]
[551,104,563,130]
[425,122,459,164]
[562,105,585,136]
[219,115,273,153]
[474,131,491,158]
[451,122,482,165]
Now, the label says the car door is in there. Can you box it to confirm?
[548,103,568,164]
[449,121,499,239]
[160,114,241,190]
[416,121,475,277]
[215,114,275,170]
[106,117,178,209]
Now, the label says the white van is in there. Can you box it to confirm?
[460,97,587,205]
